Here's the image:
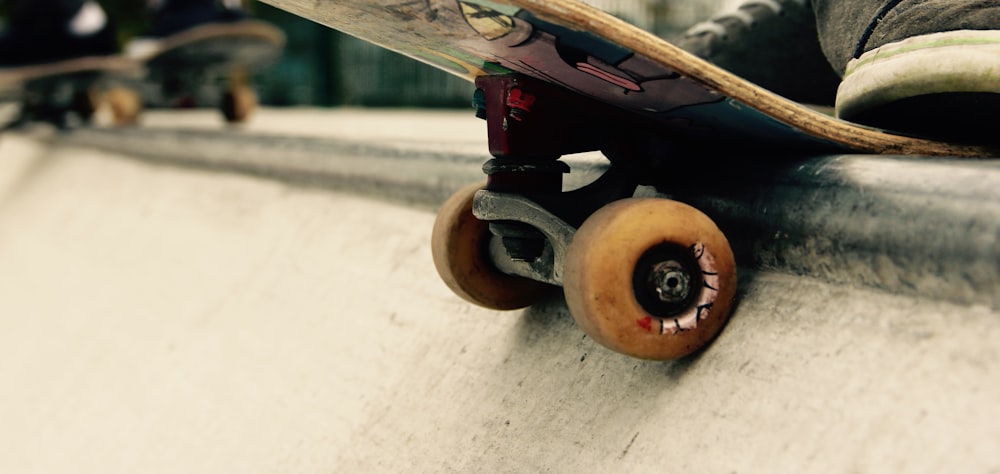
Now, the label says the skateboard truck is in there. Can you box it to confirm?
[471,74,640,284]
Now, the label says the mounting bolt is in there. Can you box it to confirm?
[649,260,691,304]
[473,88,487,119]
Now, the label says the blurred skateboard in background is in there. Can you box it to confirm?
[129,19,284,123]
[0,55,142,129]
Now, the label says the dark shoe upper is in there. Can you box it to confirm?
[0,4,119,68]
[674,0,842,105]
[814,0,1000,75]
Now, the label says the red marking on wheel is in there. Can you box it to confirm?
[636,316,653,332]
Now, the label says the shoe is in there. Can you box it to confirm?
[0,1,118,68]
[674,0,841,106]
[813,0,1000,142]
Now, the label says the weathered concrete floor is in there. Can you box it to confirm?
[0,111,998,473]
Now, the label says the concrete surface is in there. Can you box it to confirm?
[1,109,998,473]
[58,109,1000,308]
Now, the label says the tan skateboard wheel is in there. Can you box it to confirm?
[104,87,142,125]
[221,83,257,123]
[563,198,736,360]
[431,183,553,310]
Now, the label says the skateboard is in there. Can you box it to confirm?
[129,20,284,123]
[0,55,142,129]
[260,0,999,360]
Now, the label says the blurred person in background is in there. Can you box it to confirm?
[0,0,256,70]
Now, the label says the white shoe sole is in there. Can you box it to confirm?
[836,30,1000,121]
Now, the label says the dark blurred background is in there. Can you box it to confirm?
[1,0,726,108]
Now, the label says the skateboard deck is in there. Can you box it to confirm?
[259,0,996,361]
[129,20,285,122]
[0,55,141,128]
[261,0,996,157]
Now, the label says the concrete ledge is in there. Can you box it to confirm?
[671,155,1000,309]
[50,110,1000,308]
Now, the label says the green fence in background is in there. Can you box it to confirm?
[252,3,472,108]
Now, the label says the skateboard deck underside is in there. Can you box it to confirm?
[138,21,283,111]
[261,0,994,157]
[144,22,284,77]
